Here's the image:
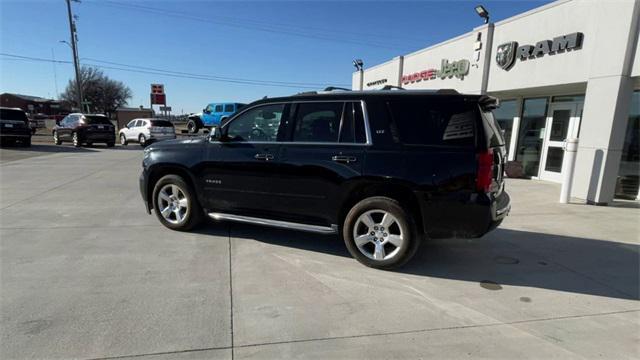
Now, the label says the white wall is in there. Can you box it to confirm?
[359,58,402,90]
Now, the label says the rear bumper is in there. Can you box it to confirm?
[84,133,115,142]
[148,133,176,141]
[417,188,510,239]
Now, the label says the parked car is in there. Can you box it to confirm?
[186,102,245,133]
[119,118,176,147]
[53,113,115,147]
[0,107,31,146]
[139,89,510,269]
[28,113,49,134]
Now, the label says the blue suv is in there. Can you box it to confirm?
[187,102,245,133]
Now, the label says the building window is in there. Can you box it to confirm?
[493,99,517,154]
[515,98,548,177]
[615,91,640,199]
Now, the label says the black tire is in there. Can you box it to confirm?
[72,132,81,147]
[152,174,203,231]
[186,120,199,134]
[106,142,115,148]
[139,134,147,147]
[342,196,421,269]
[53,131,62,145]
[120,134,128,146]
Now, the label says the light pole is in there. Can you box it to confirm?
[65,0,83,112]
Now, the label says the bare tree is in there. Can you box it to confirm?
[61,66,132,116]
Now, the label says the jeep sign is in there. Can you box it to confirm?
[496,32,584,70]
[402,58,470,85]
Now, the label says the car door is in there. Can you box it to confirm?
[124,119,137,139]
[200,103,290,219]
[201,105,213,126]
[61,115,77,140]
[276,101,368,226]
[213,104,224,126]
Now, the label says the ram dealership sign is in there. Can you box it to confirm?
[402,59,470,85]
[496,32,584,70]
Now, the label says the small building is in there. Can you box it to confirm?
[353,0,640,204]
[0,93,68,116]
[115,107,153,130]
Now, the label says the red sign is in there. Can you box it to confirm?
[151,93,166,105]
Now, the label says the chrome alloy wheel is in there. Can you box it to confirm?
[157,184,189,224]
[352,210,404,261]
[72,132,79,146]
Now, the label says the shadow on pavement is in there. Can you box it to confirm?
[207,221,639,301]
[0,143,98,153]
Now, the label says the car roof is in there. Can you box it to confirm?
[0,107,25,111]
[244,89,483,107]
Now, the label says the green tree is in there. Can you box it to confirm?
[61,66,132,115]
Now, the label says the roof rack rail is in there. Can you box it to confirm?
[295,91,318,96]
[323,86,351,92]
[381,85,405,90]
[435,89,459,94]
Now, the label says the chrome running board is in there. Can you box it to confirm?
[208,212,338,234]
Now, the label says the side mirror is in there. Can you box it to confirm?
[210,126,222,141]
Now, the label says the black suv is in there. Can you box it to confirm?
[0,107,32,147]
[53,113,115,147]
[139,90,510,268]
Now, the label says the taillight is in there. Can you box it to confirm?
[476,148,494,193]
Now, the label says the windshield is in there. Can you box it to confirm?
[85,116,112,125]
[0,109,28,122]
[150,120,173,127]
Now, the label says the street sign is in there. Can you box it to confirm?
[159,106,172,112]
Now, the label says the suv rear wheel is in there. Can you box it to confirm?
[343,197,421,269]
[186,120,200,134]
[152,174,203,231]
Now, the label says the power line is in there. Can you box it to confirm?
[87,0,411,51]
[0,53,348,89]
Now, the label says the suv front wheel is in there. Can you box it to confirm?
[152,175,203,231]
[343,197,421,269]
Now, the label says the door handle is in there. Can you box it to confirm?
[254,153,274,161]
[332,155,357,163]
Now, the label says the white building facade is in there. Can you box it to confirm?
[353,0,640,204]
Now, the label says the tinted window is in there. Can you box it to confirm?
[205,105,213,113]
[214,105,223,113]
[134,120,144,127]
[387,98,476,147]
[340,102,367,144]
[236,104,245,111]
[86,116,112,125]
[150,120,173,127]
[224,104,234,112]
[127,120,136,128]
[225,104,285,142]
[0,109,28,122]
[292,102,343,143]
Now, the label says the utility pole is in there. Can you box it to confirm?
[65,0,83,112]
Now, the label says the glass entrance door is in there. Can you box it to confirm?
[539,103,582,182]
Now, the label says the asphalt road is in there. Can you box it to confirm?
[0,146,638,359]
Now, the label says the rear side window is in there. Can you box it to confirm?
[339,102,367,144]
[224,104,234,112]
[387,98,476,147]
[86,116,112,125]
[481,111,506,147]
[150,120,173,127]
[0,109,28,122]
[214,105,223,113]
[292,102,343,143]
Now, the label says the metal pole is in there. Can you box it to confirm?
[65,0,83,112]
[559,138,579,203]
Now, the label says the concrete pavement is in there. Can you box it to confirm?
[0,146,638,359]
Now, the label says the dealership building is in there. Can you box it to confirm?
[353,0,640,204]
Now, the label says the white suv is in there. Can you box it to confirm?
[119,118,176,146]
